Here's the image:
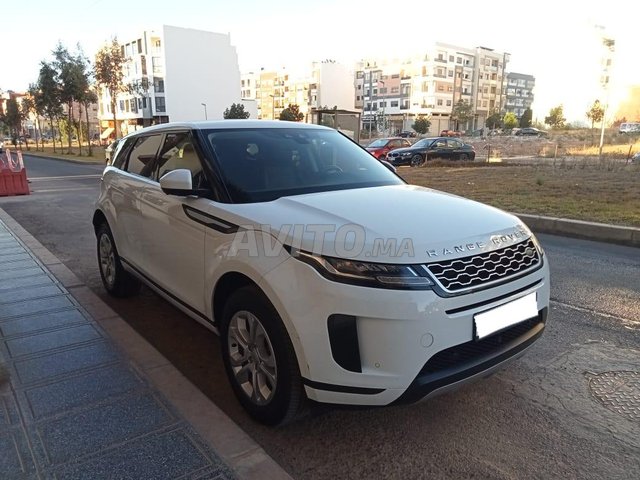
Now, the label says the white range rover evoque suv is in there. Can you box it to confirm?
[94,121,550,425]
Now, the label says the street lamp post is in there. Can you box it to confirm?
[269,94,275,120]
[201,103,208,120]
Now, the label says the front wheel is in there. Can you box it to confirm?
[96,223,141,297]
[410,154,424,167]
[221,286,304,425]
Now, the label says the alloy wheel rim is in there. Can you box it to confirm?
[99,234,116,287]
[228,310,277,405]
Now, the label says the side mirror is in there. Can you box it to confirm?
[160,169,193,196]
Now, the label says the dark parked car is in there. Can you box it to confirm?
[387,137,475,166]
[365,137,411,160]
[399,130,417,138]
[515,127,547,137]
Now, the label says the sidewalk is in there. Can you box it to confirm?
[0,215,290,479]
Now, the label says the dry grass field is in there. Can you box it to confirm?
[400,161,640,227]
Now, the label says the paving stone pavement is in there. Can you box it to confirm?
[0,220,236,480]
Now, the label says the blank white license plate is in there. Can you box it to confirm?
[474,292,538,340]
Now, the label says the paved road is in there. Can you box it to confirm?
[2,155,639,479]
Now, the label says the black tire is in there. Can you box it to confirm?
[410,154,424,167]
[459,153,470,161]
[96,223,141,297]
[220,285,304,426]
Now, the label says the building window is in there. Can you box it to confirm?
[438,85,444,92]
[446,100,452,106]
[119,100,125,111]
[356,95,360,101]
[391,74,399,78]
[154,77,164,93]
[391,86,399,93]
[155,40,161,48]
[380,87,387,94]
[390,101,398,107]
[357,85,362,90]
[491,73,497,81]
[491,86,496,94]
[448,86,453,92]
[449,55,454,62]
[437,99,443,106]
[130,98,137,113]
[155,96,166,112]
[152,57,163,74]
[457,57,462,64]
[373,88,378,94]
[447,70,453,77]
[141,55,147,75]
[380,101,386,107]
[372,103,377,110]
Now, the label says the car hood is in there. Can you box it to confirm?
[219,185,531,264]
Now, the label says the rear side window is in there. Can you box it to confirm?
[126,135,163,178]
[112,138,135,169]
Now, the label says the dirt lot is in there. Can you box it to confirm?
[400,162,640,227]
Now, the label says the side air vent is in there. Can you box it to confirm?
[327,314,362,373]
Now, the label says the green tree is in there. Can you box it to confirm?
[485,110,502,130]
[74,49,97,156]
[53,43,81,153]
[223,103,250,119]
[279,104,304,122]
[544,105,566,129]
[94,38,127,139]
[20,95,35,151]
[585,99,604,144]
[451,99,473,130]
[4,98,23,147]
[27,84,45,151]
[503,112,519,129]
[411,114,431,135]
[36,61,63,153]
[519,108,533,128]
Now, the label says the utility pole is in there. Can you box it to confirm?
[597,31,615,160]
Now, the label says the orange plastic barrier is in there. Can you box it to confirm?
[0,149,30,196]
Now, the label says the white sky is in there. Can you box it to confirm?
[3,0,638,122]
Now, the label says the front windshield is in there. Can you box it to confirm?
[367,139,388,148]
[203,128,403,203]
[413,138,434,148]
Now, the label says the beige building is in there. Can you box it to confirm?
[355,43,510,134]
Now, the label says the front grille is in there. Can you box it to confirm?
[420,316,542,375]
[425,239,540,292]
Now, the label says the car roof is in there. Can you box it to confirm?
[120,120,332,139]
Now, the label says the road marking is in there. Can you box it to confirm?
[550,298,639,326]
[29,174,102,181]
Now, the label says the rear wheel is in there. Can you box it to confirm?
[220,286,304,425]
[410,154,424,167]
[459,153,470,161]
[96,223,141,297]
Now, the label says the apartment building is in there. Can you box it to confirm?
[97,25,241,137]
[354,43,509,133]
[504,72,535,119]
[242,61,354,121]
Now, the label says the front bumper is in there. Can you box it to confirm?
[259,254,550,406]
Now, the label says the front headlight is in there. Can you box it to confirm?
[289,248,434,290]
[530,233,545,257]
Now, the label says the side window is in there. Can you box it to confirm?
[156,132,205,187]
[447,139,462,148]
[434,139,447,148]
[126,135,163,178]
[112,137,135,169]
[401,139,411,147]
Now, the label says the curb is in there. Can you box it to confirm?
[22,150,105,166]
[516,213,640,248]
[0,207,292,480]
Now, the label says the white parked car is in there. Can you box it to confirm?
[93,121,550,425]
